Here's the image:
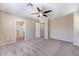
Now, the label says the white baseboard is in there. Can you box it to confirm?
[0,41,16,46]
[50,37,73,43]
[73,42,79,46]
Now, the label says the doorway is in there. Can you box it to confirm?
[16,20,25,42]
[40,23,45,38]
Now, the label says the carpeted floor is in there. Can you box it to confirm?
[0,38,79,56]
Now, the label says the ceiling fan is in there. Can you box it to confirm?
[32,7,52,18]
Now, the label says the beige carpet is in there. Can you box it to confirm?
[0,38,79,56]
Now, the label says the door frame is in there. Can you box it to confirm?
[15,20,26,42]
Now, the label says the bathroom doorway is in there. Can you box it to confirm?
[16,20,25,42]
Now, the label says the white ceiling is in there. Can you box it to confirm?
[0,3,79,20]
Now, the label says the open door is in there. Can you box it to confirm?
[16,20,25,42]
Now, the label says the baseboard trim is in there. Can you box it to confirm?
[0,41,16,46]
[73,43,79,46]
[50,38,73,43]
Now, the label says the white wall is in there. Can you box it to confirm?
[45,19,48,39]
[35,22,40,38]
[73,11,79,46]
[50,13,73,42]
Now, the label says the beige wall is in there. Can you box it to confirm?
[50,13,73,42]
[25,19,35,40]
[1,10,78,46]
[0,11,16,45]
[0,11,35,46]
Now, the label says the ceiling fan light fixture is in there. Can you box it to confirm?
[31,7,52,18]
[39,13,43,16]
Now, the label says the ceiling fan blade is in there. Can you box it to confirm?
[37,7,40,12]
[43,14,48,17]
[43,10,52,13]
[38,15,40,17]
[27,3,33,7]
